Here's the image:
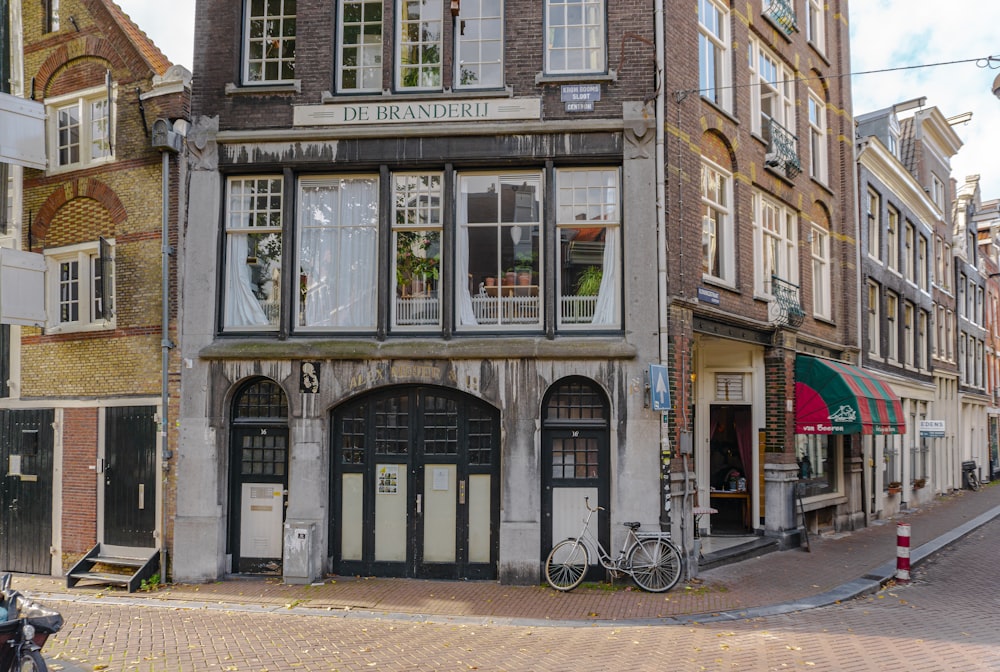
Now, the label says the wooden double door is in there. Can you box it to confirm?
[330,386,500,580]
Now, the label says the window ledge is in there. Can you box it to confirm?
[321,87,514,103]
[226,81,302,96]
[45,323,115,336]
[534,70,617,85]
[200,335,638,362]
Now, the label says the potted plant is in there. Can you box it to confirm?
[575,265,603,296]
[913,478,926,489]
[514,251,537,285]
[887,481,902,495]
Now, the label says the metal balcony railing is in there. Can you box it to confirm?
[764,118,802,179]
[770,275,805,328]
[763,0,798,35]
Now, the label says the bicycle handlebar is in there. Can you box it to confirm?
[584,496,605,512]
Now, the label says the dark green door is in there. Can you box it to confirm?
[103,406,157,547]
[0,409,54,573]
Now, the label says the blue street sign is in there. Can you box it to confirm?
[649,364,671,411]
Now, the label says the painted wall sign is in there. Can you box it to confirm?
[294,98,541,127]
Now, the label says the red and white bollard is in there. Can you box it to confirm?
[895,522,911,584]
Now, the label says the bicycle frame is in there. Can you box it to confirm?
[565,499,662,574]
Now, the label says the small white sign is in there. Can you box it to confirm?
[919,420,945,437]
[433,467,450,491]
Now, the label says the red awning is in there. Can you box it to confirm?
[795,356,905,435]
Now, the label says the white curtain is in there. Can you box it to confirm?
[592,226,619,325]
[299,180,378,328]
[456,222,478,326]
[224,233,269,327]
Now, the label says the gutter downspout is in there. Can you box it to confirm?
[654,0,675,542]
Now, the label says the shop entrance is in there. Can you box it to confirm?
[330,386,500,580]
[708,405,753,533]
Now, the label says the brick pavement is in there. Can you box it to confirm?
[11,483,1000,624]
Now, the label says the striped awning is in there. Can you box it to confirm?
[795,356,905,435]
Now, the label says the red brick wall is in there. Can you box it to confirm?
[62,407,98,552]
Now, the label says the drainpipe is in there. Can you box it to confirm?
[152,119,181,580]
[653,0,674,540]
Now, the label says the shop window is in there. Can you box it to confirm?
[795,434,837,498]
[222,177,283,331]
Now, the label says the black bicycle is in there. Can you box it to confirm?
[0,574,63,672]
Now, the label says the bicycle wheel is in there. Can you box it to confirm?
[16,650,48,672]
[545,539,589,591]
[628,538,682,593]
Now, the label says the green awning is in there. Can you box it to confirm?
[795,356,905,435]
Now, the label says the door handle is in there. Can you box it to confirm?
[416,494,422,515]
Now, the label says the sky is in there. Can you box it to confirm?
[115,0,1000,198]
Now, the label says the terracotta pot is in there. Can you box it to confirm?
[485,277,496,287]
[518,272,532,285]
[504,272,517,286]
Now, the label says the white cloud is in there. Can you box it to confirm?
[850,1,1000,198]
[113,1,195,71]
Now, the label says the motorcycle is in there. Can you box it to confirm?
[0,574,63,672]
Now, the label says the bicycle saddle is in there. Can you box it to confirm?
[623,521,641,530]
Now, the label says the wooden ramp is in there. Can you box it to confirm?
[66,544,159,593]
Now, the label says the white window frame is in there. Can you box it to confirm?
[931,173,945,211]
[748,37,795,141]
[808,91,828,183]
[698,0,731,111]
[296,175,380,331]
[544,0,606,75]
[243,0,297,85]
[391,172,443,331]
[45,0,59,32]
[455,0,504,90]
[811,224,830,320]
[396,0,444,90]
[457,171,544,332]
[886,291,898,362]
[752,189,798,298]
[867,189,881,261]
[918,309,928,371]
[868,281,880,357]
[337,0,384,93]
[701,159,733,284]
[886,205,898,272]
[44,239,115,334]
[222,176,284,332]
[45,85,115,174]
[555,167,621,330]
[918,232,928,291]
[946,309,954,361]
[904,301,914,367]
[903,220,914,282]
[806,0,825,54]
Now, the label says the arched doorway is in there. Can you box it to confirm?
[228,378,289,574]
[330,386,500,580]
[541,377,611,569]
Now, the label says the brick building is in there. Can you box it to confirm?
[662,0,889,549]
[0,0,189,579]
[178,0,666,584]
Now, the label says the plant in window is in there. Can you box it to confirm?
[396,232,439,295]
[575,265,603,296]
